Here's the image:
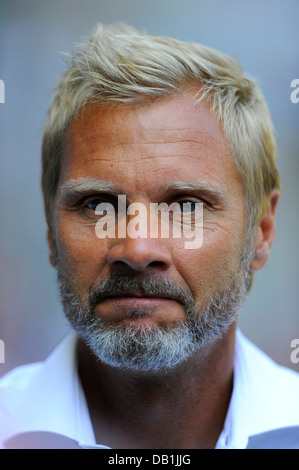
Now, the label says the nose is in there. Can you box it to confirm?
[107,237,172,272]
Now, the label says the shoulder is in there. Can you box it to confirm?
[0,362,44,418]
[0,362,43,448]
[236,330,299,432]
[0,362,43,390]
[0,332,77,402]
[237,330,299,388]
[0,333,78,448]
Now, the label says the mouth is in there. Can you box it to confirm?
[93,290,187,325]
[100,293,181,306]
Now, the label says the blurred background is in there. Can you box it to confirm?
[0,0,298,377]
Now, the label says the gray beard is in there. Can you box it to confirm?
[57,246,253,372]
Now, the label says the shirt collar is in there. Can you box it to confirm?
[215,329,250,448]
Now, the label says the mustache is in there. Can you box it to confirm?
[89,273,195,310]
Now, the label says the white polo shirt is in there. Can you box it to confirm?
[0,329,299,449]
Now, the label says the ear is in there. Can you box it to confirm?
[250,191,280,271]
[47,230,57,268]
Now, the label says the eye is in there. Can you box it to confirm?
[79,197,110,215]
[178,200,197,213]
[85,198,105,211]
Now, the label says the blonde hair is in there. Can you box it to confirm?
[42,23,280,238]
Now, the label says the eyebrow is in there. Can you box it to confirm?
[165,180,225,203]
[60,177,120,205]
[60,177,226,206]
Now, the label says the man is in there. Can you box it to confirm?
[0,23,298,449]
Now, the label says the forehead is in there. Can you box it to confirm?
[60,92,243,198]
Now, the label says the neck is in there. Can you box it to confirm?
[78,322,236,449]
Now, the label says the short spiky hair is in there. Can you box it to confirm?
[41,22,280,238]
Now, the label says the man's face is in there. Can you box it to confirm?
[51,91,252,371]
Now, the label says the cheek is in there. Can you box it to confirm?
[173,224,245,298]
[55,216,109,285]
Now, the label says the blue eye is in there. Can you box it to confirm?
[81,198,106,213]
[179,201,196,212]
[86,199,102,211]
